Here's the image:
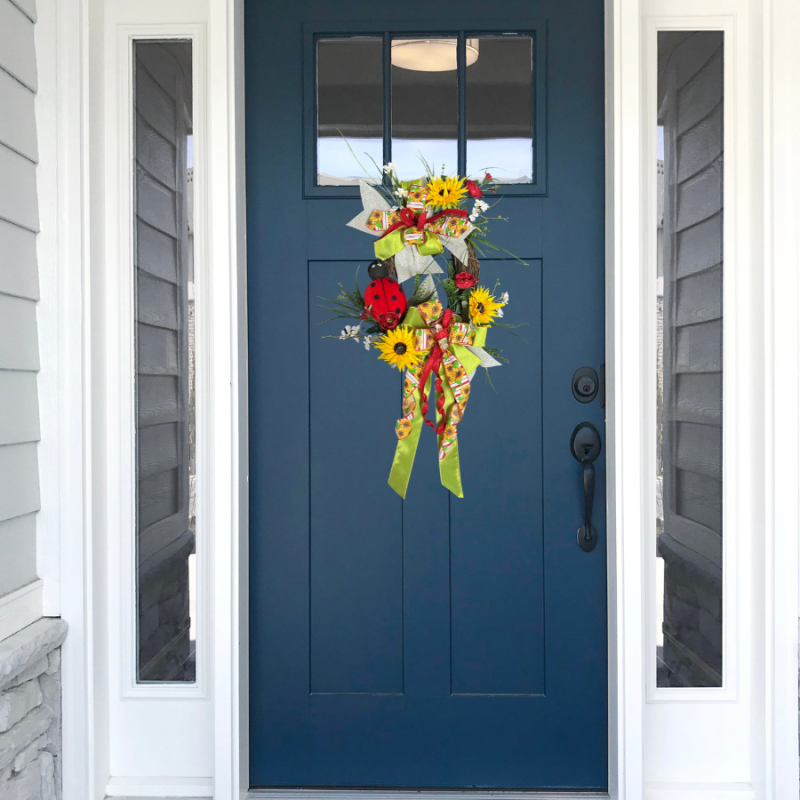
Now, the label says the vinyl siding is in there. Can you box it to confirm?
[0,0,40,599]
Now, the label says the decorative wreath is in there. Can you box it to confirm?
[322,162,521,498]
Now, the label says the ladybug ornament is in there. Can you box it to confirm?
[363,276,407,330]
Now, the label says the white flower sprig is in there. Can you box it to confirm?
[383,162,397,174]
[496,291,509,318]
[339,324,361,340]
[469,198,490,222]
[338,326,377,351]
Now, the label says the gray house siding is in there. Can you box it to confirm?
[0,0,41,600]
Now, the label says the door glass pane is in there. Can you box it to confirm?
[467,35,533,183]
[391,36,458,177]
[317,37,383,185]
[656,31,723,688]
[134,40,196,682]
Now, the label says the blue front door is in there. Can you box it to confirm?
[246,0,607,789]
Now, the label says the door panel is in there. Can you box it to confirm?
[246,0,606,789]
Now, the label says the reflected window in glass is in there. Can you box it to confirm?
[466,35,533,183]
[134,40,196,683]
[390,36,458,177]
[317,37,383,185]
[655,31,724,688]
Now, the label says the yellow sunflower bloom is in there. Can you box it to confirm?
[425,176,468,209]
[444,425,457,440]
[376,326,421,371]
[468,286,504,325]
[396,419,413,439]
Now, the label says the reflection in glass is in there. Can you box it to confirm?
[391,36,457,177]
[134,41,196,682]
[317,37,383,185]
[656,31,723,688]
[391,38,478,72]
[467,36,533,183]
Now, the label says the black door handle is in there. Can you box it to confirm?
[570,422,602,552]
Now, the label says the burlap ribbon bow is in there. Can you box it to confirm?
[347,181,474,283]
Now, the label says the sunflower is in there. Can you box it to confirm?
[376,326,420,371]
[468,286,504,326]
[425,176,468,209]
[396,419,413,439]
[445,363,465,383]
[444,424,457,440]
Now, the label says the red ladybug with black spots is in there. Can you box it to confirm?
[363,276,407,330]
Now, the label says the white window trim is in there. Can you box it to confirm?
[760,2,800,798]
[642,14,739,705]
[39,0,798,798]
[98,5,220,788]
[111,21,210,703]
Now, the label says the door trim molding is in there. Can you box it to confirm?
[46,0,799,797]
[605,0,644,796]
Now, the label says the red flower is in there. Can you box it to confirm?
[379,312,401,330]
[465,179,483,198]
[454,272,477,289]
[484,172,493,182]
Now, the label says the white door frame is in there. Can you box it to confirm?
[38,0,799,798]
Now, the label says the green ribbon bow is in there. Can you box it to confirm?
[388,305,487,499]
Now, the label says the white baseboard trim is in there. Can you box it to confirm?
[248,792,609,800]
[0,579,43,642]
[105,777,214,798]
[644,783,755,800]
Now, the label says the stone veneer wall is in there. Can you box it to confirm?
[0,619,67,800]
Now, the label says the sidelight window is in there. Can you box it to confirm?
[133,40,197,683]
[306,28,545,197]
[654,31,724,689]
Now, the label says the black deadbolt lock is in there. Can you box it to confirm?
[572,366,599,404]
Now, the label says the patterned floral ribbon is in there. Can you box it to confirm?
[366,183,472,262]
[388,300,487,499]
